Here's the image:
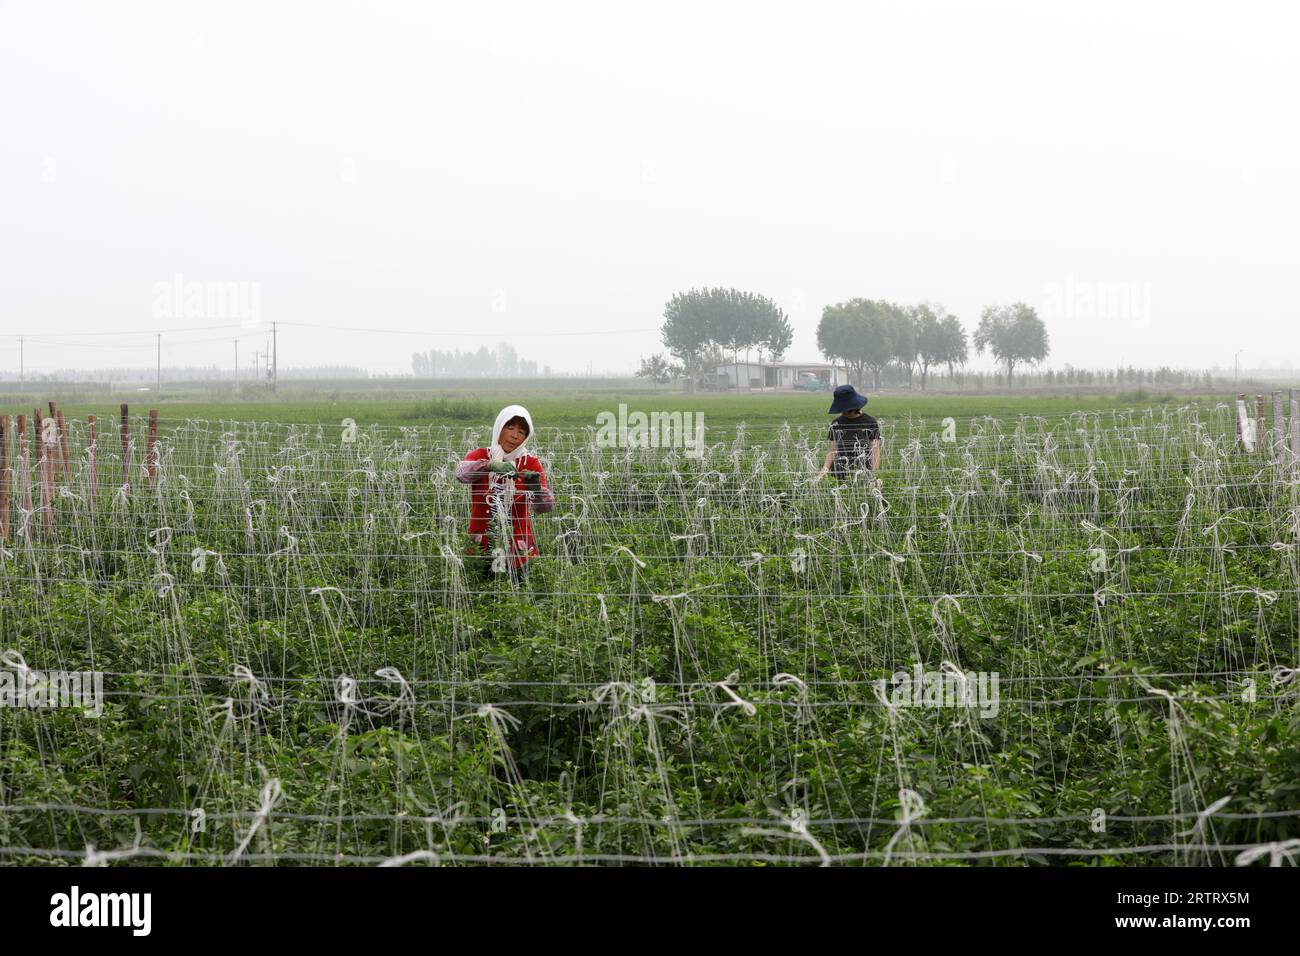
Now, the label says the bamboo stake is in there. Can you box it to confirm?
[147,409,159,487]
[0,415,9,542]
[57,408,71,482]
[1272,391,1284,460]
[120,403,130,493]
[46,401,60,481]
[17,415,31,542]
[1291,389,1299,469]
[87,414,98,500]
[1255,395,1267,457]
[35,408,53,535]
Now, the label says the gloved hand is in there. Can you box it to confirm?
[518,469,542,491]
[486,461,517,476]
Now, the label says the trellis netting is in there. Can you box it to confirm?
[0,402,1298,865]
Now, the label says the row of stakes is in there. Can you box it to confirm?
[1235,390,1300,458]
[1,391,1295,542]
[0,402,159,540]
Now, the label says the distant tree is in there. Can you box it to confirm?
[938,314,969,377]
[759,310,790,361]
[706,291,750,375]
[661,287,792,391]
[817,304,864,385]
[912,305,941,389]
[497,341,519,377]
[755,303,794,388]
[821,303,863,385]
[973,303,1049,383]
[635,353,680,390]
[412,344,544,378]
[891,304,919,388]
[913,303,965,389]
[863,301,903,388]
[817,298,899,389]
[667,343,725,392]
[661,290,713,369]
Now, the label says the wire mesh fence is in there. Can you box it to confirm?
[1,400,1298,865]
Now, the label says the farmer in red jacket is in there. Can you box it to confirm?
[455,404,554,581]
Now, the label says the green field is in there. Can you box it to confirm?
[1,390,1297,865]
[3,386,1220,429]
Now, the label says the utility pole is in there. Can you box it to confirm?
[271,321,277,393]
[234,339,239,390]
[19,336,23,382]
[156,333,161,395]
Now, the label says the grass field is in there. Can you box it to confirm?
[3,386,1217,429]
[1,390,1297,865]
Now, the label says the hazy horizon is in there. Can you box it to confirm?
[2,1,1297,377]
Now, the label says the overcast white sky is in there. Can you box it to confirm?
[2,0,1297,376]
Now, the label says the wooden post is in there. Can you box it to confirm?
[0,415,9,542]
[1255,395,1267,457]
[48,401,65,482]
[146,409,159,487]
[119,403,130,492]
[17,415,31,542]
[35,408,53,535]
[87,414,98,500]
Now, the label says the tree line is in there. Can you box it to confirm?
[411,343,547,378]
[846,363,1220,390]
[654,287,1053,389]
[657,288,793,390]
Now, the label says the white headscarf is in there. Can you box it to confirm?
[486,405,535,538]
[489,404,534,462]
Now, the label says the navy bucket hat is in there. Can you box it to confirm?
[828,384,868,414]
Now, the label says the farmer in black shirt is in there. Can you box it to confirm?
[815,384,880,480]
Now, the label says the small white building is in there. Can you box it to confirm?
[711,360,847,390]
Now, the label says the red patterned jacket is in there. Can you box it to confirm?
[454,448,555,568]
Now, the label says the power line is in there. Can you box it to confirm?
[18,330,278,351]
[7,320,658,340]
[5,323,246,339]
[276,320,658,337]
